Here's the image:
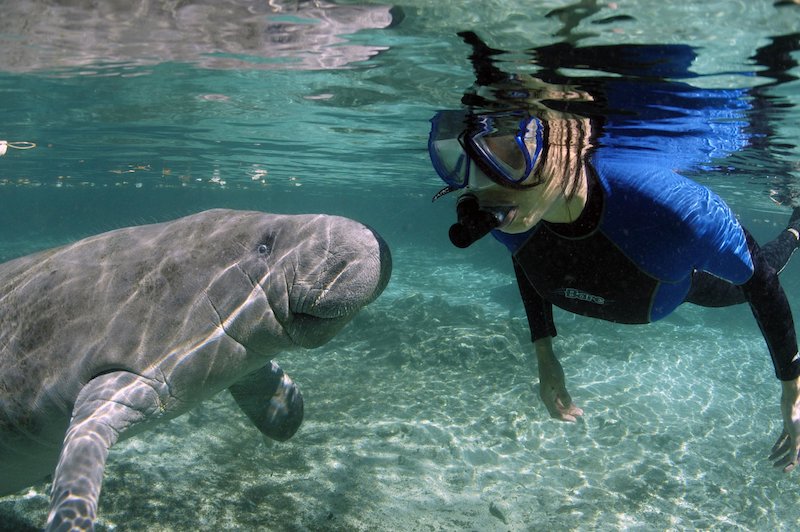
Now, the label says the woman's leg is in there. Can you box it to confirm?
[685,208,799,307]
[739,229,799,379]
[762,207,800,274]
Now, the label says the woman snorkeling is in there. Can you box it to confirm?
[430,34,800,472]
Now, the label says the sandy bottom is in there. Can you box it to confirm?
[2,247,799,531]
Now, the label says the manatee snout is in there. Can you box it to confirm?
[281,218,391,349]
[302,221,392,318]
[374,230,393,297]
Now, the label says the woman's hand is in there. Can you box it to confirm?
[769,376,800,472]
[534,337,584,422]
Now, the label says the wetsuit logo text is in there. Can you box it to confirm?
[560,288,606,305]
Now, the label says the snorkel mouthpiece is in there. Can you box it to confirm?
[448,195,512,248]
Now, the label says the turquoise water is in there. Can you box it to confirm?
[1,0,800,530]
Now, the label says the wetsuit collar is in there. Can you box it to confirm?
[543,164,603,238]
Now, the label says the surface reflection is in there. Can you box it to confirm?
[0,0,401,72]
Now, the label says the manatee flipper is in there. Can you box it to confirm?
[47,372,163,532]
[229,361,303,442]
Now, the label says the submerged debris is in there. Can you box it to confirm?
[489,500,509,524]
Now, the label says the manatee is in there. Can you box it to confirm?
[0,208,392,531]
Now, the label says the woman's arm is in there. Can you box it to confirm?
[534,336,584,422]
[514,257,583,420]
[739,230,800,471]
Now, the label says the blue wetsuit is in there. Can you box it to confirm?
[493,157,800,380]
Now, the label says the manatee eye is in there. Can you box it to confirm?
[257,244,270,255]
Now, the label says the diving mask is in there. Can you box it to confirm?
[428,109,545,194]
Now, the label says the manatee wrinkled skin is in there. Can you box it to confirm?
[0,209,392,531]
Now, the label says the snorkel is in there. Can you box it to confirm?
[449,194,515,248]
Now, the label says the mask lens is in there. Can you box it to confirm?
[475,134,528,179]
[468,114,542,186]
[429,111,472,188]
[430,136,469,188]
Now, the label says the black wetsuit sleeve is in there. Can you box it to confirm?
[740,231,800,380]
[513,258,557,341]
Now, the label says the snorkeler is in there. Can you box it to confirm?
[430,34,800,472]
